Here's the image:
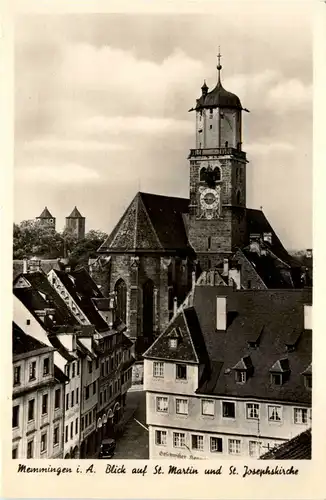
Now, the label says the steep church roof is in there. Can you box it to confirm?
[37,207,54,219]
[98,192,191,254]
[67,206,84,218]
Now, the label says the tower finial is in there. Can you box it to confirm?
[217,46,222,84]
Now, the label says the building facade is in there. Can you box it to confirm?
[47,267,134,455]
[13,270,96,459]
[144,286,312,460]
[12,323,66,459]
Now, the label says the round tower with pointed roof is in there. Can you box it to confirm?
[65,206,86,241]
[36,207,56,229]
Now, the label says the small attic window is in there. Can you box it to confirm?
[270,358,290,386]
[304,374,312,389]
[168,326,182,349]
[235,371,246,384]
[263,232,272,244]
[169,338,178,349]
[302,364,312,390]
[271,373,283,386]
[232,356,253,383]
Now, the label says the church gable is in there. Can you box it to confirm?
[98,192,190,253]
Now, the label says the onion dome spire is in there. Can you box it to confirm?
[217,47,222,85]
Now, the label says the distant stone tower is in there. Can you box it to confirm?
[65,207,86,241]
[36,207,56,229]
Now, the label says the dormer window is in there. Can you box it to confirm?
[232,356,253,384]
[302,364,312,389]
[270,358,290,386]
[271,373,283,386]
[304,374,312,389]
[235,371,246,384]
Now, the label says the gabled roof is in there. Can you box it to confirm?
[37,207,54,219]
[13,322,53,356]
[144,307,209,365]
[260,429,311,460]
[98,192,192,254]
[52,268,109,332]
[13,272,79,332]
[67,206,84,218]
[13,259,62,280]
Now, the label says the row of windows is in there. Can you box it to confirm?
[13,357,50,386]
[153,362,187,380]
[81,408,97,432]
[155,397,311,425]
[121,367,132,385]
[65,418,79,443]
[99,380,120,406]
[155,430,263,457]
[65,360,81,379]
[12,389,62,428]
[66,387,80,410]
[100,352,122,377]
[13,424,61,458]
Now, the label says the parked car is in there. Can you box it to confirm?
[98,438,116,459]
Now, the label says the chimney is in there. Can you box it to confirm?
[216,296,227,330]
[223,258,229,277]
[304,304,312,330]
[23,259,28,274]
[173,297,178,316]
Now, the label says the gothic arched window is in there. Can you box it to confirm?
[200,167,207,182]
[114,278,127,324]
[213,166,221,182]
[142,279,155,337]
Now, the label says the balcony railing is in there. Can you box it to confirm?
[189,147,246,160]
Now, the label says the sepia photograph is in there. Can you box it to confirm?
[11,1,313,466]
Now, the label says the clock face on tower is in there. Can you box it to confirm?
[198,187,221,219]
[200,188,219,209]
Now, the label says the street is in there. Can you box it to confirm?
[113,390,149,459]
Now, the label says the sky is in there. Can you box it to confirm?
[14,2,312,250]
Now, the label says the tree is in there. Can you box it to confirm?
[13,220,63,259]
[67,230,108,269]
[13,221,108,267]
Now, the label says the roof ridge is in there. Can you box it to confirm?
[137,193,163,250]
[133,193,140,250]
[182,307,199,364]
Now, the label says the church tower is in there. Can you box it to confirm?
[36,207,56,230]
[188,51,248,269]
[65,207,86,241]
